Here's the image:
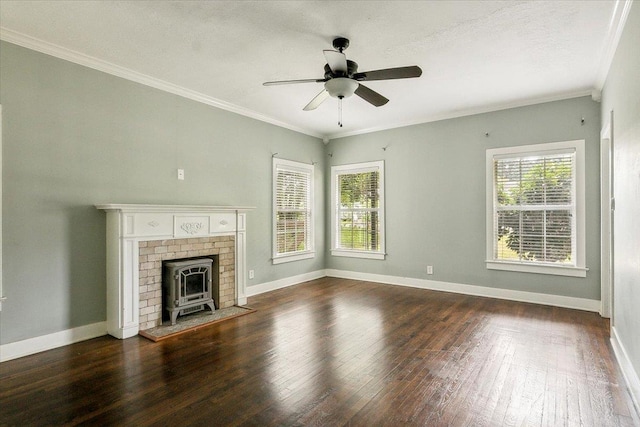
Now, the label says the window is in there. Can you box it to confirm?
[486,140,586,277]
[272,158,314,264]
[331,161,385,260]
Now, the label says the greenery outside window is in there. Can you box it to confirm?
[486,140,586,277]
[273,158,314,264]
[331,161,385,260]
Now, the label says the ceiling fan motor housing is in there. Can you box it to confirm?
[324,60,359,79]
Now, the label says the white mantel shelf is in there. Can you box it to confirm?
[96,204,255,339]
[96,204,255,213]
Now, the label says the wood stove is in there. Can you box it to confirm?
[163,258,216,325]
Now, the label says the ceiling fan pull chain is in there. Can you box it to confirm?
[338,96,343,127]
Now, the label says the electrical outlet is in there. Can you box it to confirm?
[249,270,255,279]
[177,169,185,180]
[427,265,433,275]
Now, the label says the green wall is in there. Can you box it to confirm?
[0,41,325,344]
[0,39,606,349]
[601,2,640,387]
[326,96,601,300]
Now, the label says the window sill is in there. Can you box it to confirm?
[272,251,315,265]
[331,249,386,260]
[486,260,588,277]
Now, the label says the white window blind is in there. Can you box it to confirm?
[331,161,385,259]
[486,140,586,277]
[494,152,575,264]
[273,159,314,264]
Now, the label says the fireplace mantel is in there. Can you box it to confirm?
[96,204,254,213]
[96,204,254,339]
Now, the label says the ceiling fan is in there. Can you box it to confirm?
[263,37,422,125]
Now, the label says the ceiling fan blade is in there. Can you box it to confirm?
[303,89,331,111]
[354,84,389,107]
[354,65,422,81]
[263,78,325,86]
[323,50,348,74]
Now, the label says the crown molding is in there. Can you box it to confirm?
[594,0,634,90]
[328,89,594,140]
[3,6,626,144]
[0,27,323,139]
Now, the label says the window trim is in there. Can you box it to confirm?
[485,140,587,277]
[331,160,386,260]
[272,158,314,265]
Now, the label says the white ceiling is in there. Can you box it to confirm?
[0,1,623,139]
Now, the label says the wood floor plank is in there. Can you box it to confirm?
[1,277,638,426]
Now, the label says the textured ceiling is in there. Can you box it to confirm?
[0,1,619,139]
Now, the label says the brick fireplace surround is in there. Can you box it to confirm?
[96,204,253,339]
[138,236,235,330]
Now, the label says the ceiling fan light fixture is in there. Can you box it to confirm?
[263,37,422,115]
[325,78,358,98]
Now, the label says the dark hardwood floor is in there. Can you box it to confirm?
[1,277,638,426]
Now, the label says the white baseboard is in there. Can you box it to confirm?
[0,321,107,362]
[325,269,601,312]
[246,269,327,298]
[611,326,640,416]
[0,269,603,362]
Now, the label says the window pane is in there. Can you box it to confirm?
[276,170,309,210]
[332,161,384,258]
[493,150,575,266]
[520,158,545,205]
[495,154,573,208]
[543,156,573,204]
[545,210,572,263]
[495,159,521,206]
[496,210,520,260]
[337,169,381,251]
[521,210,544,261]
[338,209,379,251]
[339,171,380,208]
[273,160,313,260]
[276,211,309,254]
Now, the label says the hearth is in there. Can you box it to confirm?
[163,258,217,325]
